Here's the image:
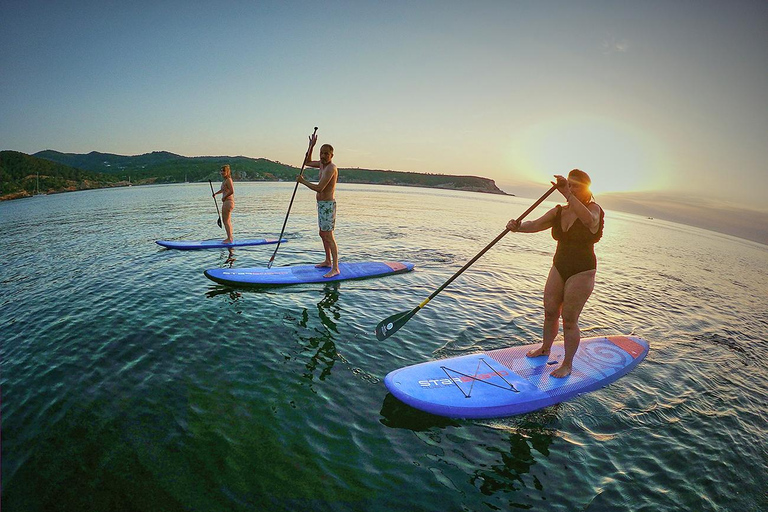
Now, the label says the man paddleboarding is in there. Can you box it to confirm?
[297,134,340,278]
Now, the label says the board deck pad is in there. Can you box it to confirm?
[384,335,649,419]
[156,238,286,250]
[204,261,414,286]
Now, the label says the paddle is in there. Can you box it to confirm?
[268,126,318,268]
[375,184,558,340]
[208,179,223,229]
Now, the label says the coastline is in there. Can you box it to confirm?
[0,178,510,202]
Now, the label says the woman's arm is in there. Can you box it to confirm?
[507,207,557,233]
[565,195,601,232]
[554,173,600,232]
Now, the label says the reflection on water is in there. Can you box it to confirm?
[315,283,340,334]
[277,283,343,389]
[380,390,559,507]
[204,287,242,301]
[299,284,340,384]
[470,432,552,501]
[225,247,236,266]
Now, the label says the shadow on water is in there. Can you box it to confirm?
[378,393,461,431]
[380,391,560,509]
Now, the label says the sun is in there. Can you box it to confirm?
[506,114,672,194]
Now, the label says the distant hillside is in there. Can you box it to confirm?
[33,150,182,174]
[337,167,506,193]
[0,151,121,200]
[0,150,507,200]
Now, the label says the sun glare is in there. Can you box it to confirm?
[506,115,671,194]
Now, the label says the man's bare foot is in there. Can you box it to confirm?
[223,239,233,244]
[526,346,550,358]
[315,261,332,268]
[550,364,572,378]
[323,268,340,278]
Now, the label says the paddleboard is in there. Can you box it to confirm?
[384,335,649,419]
[204,261,415,286]
[156,238,286,250]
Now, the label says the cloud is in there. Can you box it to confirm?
[602,36,629,54]
[598,191,768,245]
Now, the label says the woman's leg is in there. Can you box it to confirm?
[222,201,233,242]
[527,266,564,357]
[550,269,595,377]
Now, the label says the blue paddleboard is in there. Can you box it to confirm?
[204,261,414,286]
[384,335,649,419]
[156,238,286,250]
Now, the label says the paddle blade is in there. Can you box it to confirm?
[375,308,419,340]
[217,218,222,228]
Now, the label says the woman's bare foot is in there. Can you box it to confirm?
[526,346,550,358]
[550,363,572,378]
[223,239,233,244]
[323,268,340,278]
[315,261,332,268]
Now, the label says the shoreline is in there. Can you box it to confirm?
[0,179,512,202]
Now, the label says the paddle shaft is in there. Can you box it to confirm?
[376,185,558,340]
[268,127,318,267]
[208,180,223,228]
[416,184,557,310]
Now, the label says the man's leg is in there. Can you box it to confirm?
[320,231,339,278]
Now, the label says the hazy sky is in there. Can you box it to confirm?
[2,0,767,211]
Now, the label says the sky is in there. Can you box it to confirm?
[2,1,767,220]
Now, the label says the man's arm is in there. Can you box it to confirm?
[298,164,337,192]
[304,135,320,168]
[314,164,337,192]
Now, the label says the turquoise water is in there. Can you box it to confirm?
[2,183,766,511]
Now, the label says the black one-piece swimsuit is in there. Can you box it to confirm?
[551,205,604,282]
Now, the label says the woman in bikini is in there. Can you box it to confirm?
[212,164,235,243]
[506,169,604,377]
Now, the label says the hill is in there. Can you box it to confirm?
[32,150,182,174]
[0,151,121,200]
[27,150,508,194]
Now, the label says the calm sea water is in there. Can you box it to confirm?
[2,183,766,511]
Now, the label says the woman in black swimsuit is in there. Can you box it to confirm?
[506,170,604,377]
